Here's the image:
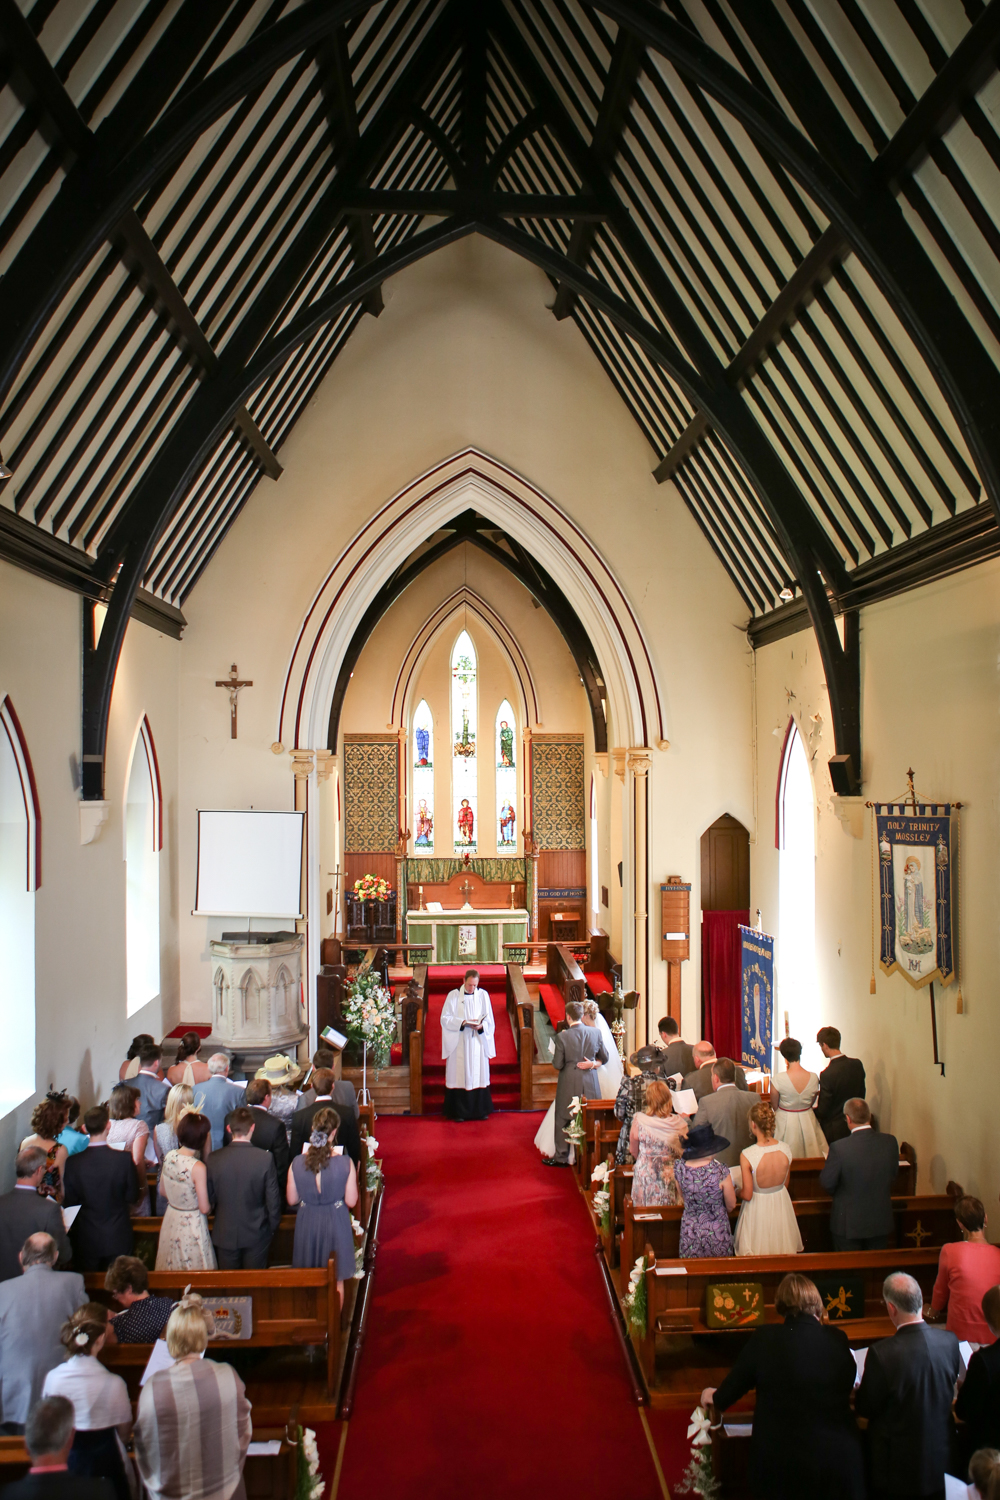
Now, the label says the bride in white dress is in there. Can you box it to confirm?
[733,1099,803,1256]
[770,1037,828,1158]
[533,1000,623,1159]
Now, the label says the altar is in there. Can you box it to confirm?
[405,907,529,964]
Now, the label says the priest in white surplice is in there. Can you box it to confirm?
[440,968,496,1120]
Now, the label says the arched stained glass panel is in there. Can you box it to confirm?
[451,631,477,850]
[412,698,434,854]
[495,699,516,850]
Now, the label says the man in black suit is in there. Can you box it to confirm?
[62,1105,137,1272]
[207,1108,281,1270]
[2,1396,113,1498]
[954,1284,1000,1463]
[234,1080,290,1203]
[815,1026,866,1144]
[856,1271,960,1500]
[298,1049,360,1120]
[0,1151,70,1282]
[655,1017,695,1079]
[290,1069,361,1165]
[819,1098,898,1251]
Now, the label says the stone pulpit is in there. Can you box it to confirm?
[204,932,307,1076]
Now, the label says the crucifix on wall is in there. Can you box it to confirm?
[215,663,253,739]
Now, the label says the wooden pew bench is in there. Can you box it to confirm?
[788,1142,917,1200]
[575,1099,619,1186]
[0,1431,299,1496]
[538,942,585,1030]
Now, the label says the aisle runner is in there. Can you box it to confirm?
[333,1114,683,1499]
[422,964,521,1111]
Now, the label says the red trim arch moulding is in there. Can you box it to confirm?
[1,694,42,890]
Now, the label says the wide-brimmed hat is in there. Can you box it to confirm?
[682,1122,730,1160]
[629,1045,668,1074]
[255,1054,301,1086]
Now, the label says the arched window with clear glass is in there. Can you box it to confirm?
[495,700,516,850]
[125,717,161,1016]
[0,696,38,1116]
[412,699,434,854]
[451,630,477,850]
[777,721,816,1031]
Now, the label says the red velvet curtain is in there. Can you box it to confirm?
[701,909,748,1062]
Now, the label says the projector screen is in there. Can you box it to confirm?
[194,810,305,918]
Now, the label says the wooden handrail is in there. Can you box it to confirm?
[506,964,535,1110]
[409,1008,424,1115]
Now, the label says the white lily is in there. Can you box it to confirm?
[591,1161,609,1183]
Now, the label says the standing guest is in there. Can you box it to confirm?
[543,999,608,1166]
[815,1027,865,1145]
[655,1016,696,1079]
[237,1080,290,1202]
[734,1100,802,1256]
[856,1271,961,1500]
[41,1304,132,1500]
[55,1099,88,1159]
[628,1080,686,1205]
[770,1037,828,1158]
[207,1108,280,1270]
[692,1058,754,1168]
[683,1042,748,1102]
[673,1123,737,1258]
[152,1084,195,1213]
[956,1289,1000,1467]
[931,1197,1000,1345]
[19,1095,69,1204]
[105,1084,150,1216]
[133,1292,251,1500]
[119,1034,155,1082]
[132,1045,170,1133]
[103,1257,173,1344]
[439,968,497,1122]
[0,1235,85,1433]
[156,1111,215,1271]
[298,1049,360,1119]
[612,1047,667,1166]
[287,1108,358,1303]
[0,1395,114,1498]
[62,1107,137,1273]
[819,1098,899,1251]
[165,1031,211,1088]
[0,1151,71,1282]
[193,1054,245,1150]
[701,1273,865,1500]
[290,1069,362,1167]
[255,1054,302,1144]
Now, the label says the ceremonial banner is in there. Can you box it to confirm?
[875,803,956,988]
[739,926,774,1071]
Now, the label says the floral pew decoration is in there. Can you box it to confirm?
[591,1158,611,1236]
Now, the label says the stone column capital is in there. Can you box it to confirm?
[627,747,654,778]
[290,748,315,780]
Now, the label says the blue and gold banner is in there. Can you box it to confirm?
[740,926,774,1071]
[875,804,955,988]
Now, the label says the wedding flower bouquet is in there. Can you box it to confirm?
[350,1214,365,1277]
[344,971,395,1072]
[624,1253,649,1337]
[564,1095,585,1146]
[293,1425,325,1500]
[353,873,392,902]
[591,1158,611,1233]
[675,1407,720,1498]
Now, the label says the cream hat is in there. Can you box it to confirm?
[255,1054,301,1086]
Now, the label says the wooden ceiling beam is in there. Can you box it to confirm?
[315,26,384,318]
[340,187,608,217]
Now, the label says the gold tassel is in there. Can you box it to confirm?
[957,986,964,1015]
[870,975,876,995]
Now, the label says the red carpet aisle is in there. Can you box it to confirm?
[421,964,521,1111]
[331,1113,686,1499]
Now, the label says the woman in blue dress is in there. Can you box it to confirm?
[673,1122,737,1257]
[287,1107,359,1303]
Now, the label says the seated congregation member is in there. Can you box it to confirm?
[2,1395,114,1499]
[654,1015,695,1077]
[0,1151,70,1283]
[584,999,623,1098]
[931,1197,1000,1344]
[628,1080,686,1205]
[856,1271,961,1500]
[207,1107,280,1270]
[42,1304,131,1500]
[955,1289,1000,1460]
[613,1047,667,1165]
[19,1094,70,1204]
[967,1450,1000,1500]
[703,1273,865,1500]
[770,1037,828,1157]
[119,1033,155,1081]
[194,1053,245,1149]
[134,1291,251,1500]
[105,1084,150,1215]
[299,1048,360,1118]
[733,1100,802,1256]
[103,1257,173,1344]
[132,1044,170,1133]
[165,1030,211,1087]
[287,1107,358,1301]
[673,1123,736,1258]
[237,1080,290,1202]
[291,1068,361,1166]
[815,1026,865,1145]
[683,1042,748,1102]
[55,1099,88,1158]
[153,1083,194,1213]
[0,1235,85,1434]
[692,1058,753,1168]
[256,1054,302,1143]
[62,1106,137,1273]
[156,1110,215,1271]
[819,1097,899,1251]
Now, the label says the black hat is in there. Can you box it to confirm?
[682,1122,730,1160]
[629,1045,666,1072]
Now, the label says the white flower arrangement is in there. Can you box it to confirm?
[592,1187,611,1234]
[365,1135,379,1155]
[591,1160,610,1185]
[564,1094,585,1146]
[675,1406,720,1497]
[344,969,396,1073]
[624,1254,649,1336]
[293,1425,325,1500]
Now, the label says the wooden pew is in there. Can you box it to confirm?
[574,1099,619,1187]
[506,964,536,1110]
[538,942,585,1028]
[786,1142,916,1199]
[0,1429,299,1496]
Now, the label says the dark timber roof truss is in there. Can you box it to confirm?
[1,0,1000,795]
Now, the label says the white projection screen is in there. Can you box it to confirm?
[194,810,305,918]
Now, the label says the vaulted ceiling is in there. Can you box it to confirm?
[2,0,1000,795]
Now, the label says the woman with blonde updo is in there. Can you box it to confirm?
[287,1105,358,1301]
[42,1303,132,1499]
[134,1291,251,1500]
[733,1099,803,1256]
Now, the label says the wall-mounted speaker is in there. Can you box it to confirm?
[828,754,859,797]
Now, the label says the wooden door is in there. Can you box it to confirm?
[700,814,750,911]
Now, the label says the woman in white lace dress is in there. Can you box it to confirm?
[770,1037,828,1158]
[733,1100,802,1256]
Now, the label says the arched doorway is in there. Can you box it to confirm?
[700,813,750,1061]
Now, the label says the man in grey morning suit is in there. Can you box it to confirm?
[545,1000,608,1166]
[820,1097,899,1251]
[0,1234,85,1431]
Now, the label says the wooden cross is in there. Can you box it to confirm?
[215,663,253,739]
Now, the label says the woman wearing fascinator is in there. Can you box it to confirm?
[42,1303,133,1500]
[20,1090,71,1202]
[286,1107,358,1302]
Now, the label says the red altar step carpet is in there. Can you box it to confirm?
[330,1113,690,1499]
[421,964,522,1112]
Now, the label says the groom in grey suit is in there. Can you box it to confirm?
[545,1000,608,1166]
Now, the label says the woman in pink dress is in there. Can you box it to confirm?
[931,1195,1000,1344]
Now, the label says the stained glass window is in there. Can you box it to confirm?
[412,698,434,854]
[495,699,516,850]
[451,630,477,850]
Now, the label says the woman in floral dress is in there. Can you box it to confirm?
[156,1111,215,1271]
[613,1047,669,1165]
[628,1080,687,1204]
[673,1122,738,1257]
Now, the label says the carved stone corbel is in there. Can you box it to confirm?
[611,748,627,783]
[79,800,110,845]
[831,795,865,839]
